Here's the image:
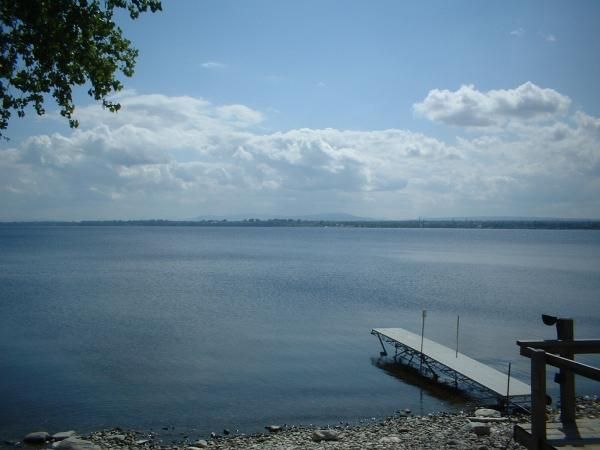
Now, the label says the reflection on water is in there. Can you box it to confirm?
[371,357,473,415]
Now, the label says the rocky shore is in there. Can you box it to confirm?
[8,396,599,450]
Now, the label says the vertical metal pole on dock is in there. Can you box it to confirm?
[506,362,512,413]
[455,315,460,358]
[419,310,426,372]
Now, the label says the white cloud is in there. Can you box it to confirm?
[543,33,557,43]
[201,61,226,69]
[510,28,525,37]
[413,82,571,128]
[216,105,264,127]
[1,86,599,220]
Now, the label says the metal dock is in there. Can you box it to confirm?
[372,327,531,403]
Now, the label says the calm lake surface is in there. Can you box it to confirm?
[1,226,599,440]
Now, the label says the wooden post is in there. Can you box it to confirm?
[557,318,576,423]
[531,348,547,449]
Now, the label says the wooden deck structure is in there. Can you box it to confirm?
[514,419,600,449]
[514,315,600,450]
[371,327,531,403]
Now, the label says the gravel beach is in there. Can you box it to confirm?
[9,396,599,450]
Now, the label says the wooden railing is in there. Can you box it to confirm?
[516,316,600,449]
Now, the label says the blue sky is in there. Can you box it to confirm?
[1,0,600,220]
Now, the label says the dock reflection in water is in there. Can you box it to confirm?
[371,357,474,415]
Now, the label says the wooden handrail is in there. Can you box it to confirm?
[517,339,600,354]
[515,317,600,449]
[520,346,600,381]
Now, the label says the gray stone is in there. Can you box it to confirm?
[108,434,126,441]
[194,440,209,448]
[311,429,340,442]
[24,431,50,443]
[52,431,76,441]
[474,408,501,418]
[55,437,101,450]
[379,436,402,443]
[469,422,491,436]
[265,425,282,433]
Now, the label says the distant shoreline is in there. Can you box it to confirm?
[1,218,600,230]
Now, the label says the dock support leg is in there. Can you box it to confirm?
[376,333,388,357]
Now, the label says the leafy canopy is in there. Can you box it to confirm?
[0,0,162,137]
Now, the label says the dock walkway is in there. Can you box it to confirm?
[372,327,531,401]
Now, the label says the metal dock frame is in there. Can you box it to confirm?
[371,328,531,408]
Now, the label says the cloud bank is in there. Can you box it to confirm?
[1,84,599,220]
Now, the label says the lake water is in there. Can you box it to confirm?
[0,226,599,441]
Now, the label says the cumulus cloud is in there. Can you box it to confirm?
[413,82,571,128]
[1,86,599,220]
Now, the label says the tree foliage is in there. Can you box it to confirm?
[0,0,161,137]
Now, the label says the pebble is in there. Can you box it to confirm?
[312,429,341,442]
[469,422,491,436]
[108,434,126,441]
[474,408,501,418]
[379,435,402,443]
[24,431,50,443]
[52,431,76,441]
[55,437,101,449]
